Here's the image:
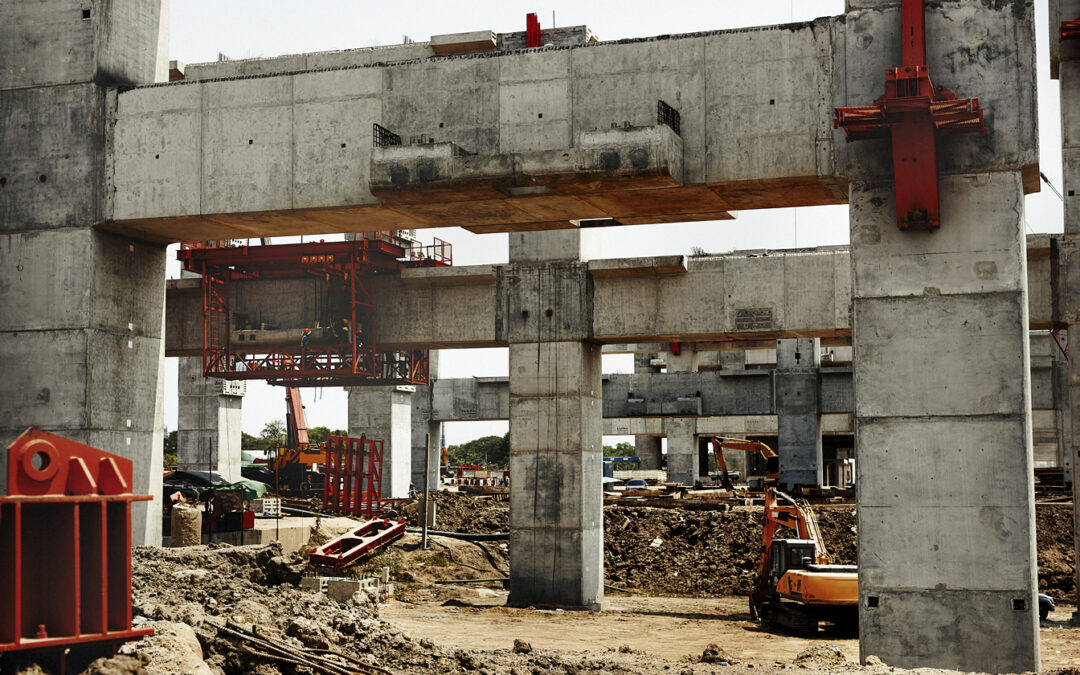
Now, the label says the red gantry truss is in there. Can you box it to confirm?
[834,0,986,230]
[179,233,451,387]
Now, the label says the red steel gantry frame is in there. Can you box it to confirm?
[0,429,153,669]
[834,0,986,230]
[179,234,451,387]
[322,434,402,519]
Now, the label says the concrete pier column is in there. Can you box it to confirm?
[851,173,1039,672]
[1058,51,1080,618]
[505,229,603,610]
[632,354,663,469]
[411,351,441,491]
[347,385,413,498]
[665,418,697,485]
[0,2,168,545]
[774,338,822,489]
[176,357,244,481]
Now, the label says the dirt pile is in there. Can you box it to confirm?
[123,543,675,674]
[1037,504,1076,602]
[402,492,509,533]
[603,506,857,596]
[406,494,1076,602]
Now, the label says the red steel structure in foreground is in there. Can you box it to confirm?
[178,234,451,387]
[0,429,153,670]
[834,0,986,230]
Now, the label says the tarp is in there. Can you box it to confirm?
[210,478,270,500]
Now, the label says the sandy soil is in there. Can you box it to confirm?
[385,592,1080,672]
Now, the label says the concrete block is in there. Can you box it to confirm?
[0,0,163,89]
[858,590,1037,673]
[857,417,1032,514]
[293,98,380,209]
[201,101,294,214]
[508,524,603,610]
[852,294,1029,418]
[835,3,1037,181]
[0,228,95,330]
[850,174,1027,298]
[706,23,832,184]
[508,342,601,398]
[665,417,697,485]
[0,84,105,230]
[110,101,202,221]
[509,450,602,530]
[508,396,603,457]
[500,262,592,343]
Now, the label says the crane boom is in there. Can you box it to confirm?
[284,386,309,450]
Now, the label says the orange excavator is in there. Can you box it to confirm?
[708,437,778,490]
[749,488,858,634]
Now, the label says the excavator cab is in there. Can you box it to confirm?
[771,539,816,581]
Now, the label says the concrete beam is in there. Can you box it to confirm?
[165,238,1066,357]
[104,2,1036,244]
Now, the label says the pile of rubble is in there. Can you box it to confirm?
[119,543,683,675]
[402,492,509,533]
[403,493,1075,601]
[603,507,856,596]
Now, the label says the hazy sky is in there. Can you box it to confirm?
[161,1,1065,447]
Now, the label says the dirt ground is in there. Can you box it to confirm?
[383,592,1080,671]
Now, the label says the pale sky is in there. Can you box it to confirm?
[162,1,1065,447]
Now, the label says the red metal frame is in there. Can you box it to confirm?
[308,519,406,568]
[0,429,153,661]
[1062,19,1080,41]
[178,236,450,387]
[526,13,541,48]
[834,0,986,230]
[322,435,403,518]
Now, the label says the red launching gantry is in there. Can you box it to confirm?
[834,0,986,230]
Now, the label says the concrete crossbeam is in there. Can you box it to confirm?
[164,237,1065,358]
[103,2,1036,244]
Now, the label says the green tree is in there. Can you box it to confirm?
[603,441,635,456]
[261,420,286,442]
[307,425,348,446]
[163,429,178,467]
[447,433,509,468]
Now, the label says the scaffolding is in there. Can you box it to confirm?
[179,234,451,387]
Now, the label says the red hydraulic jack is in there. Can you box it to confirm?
[834,0,986,230]
[0,429,153,673]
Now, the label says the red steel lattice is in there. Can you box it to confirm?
[834,0,986,230]
[0,428,153,666]
[178,236,449,387]
[322,435,403,519]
